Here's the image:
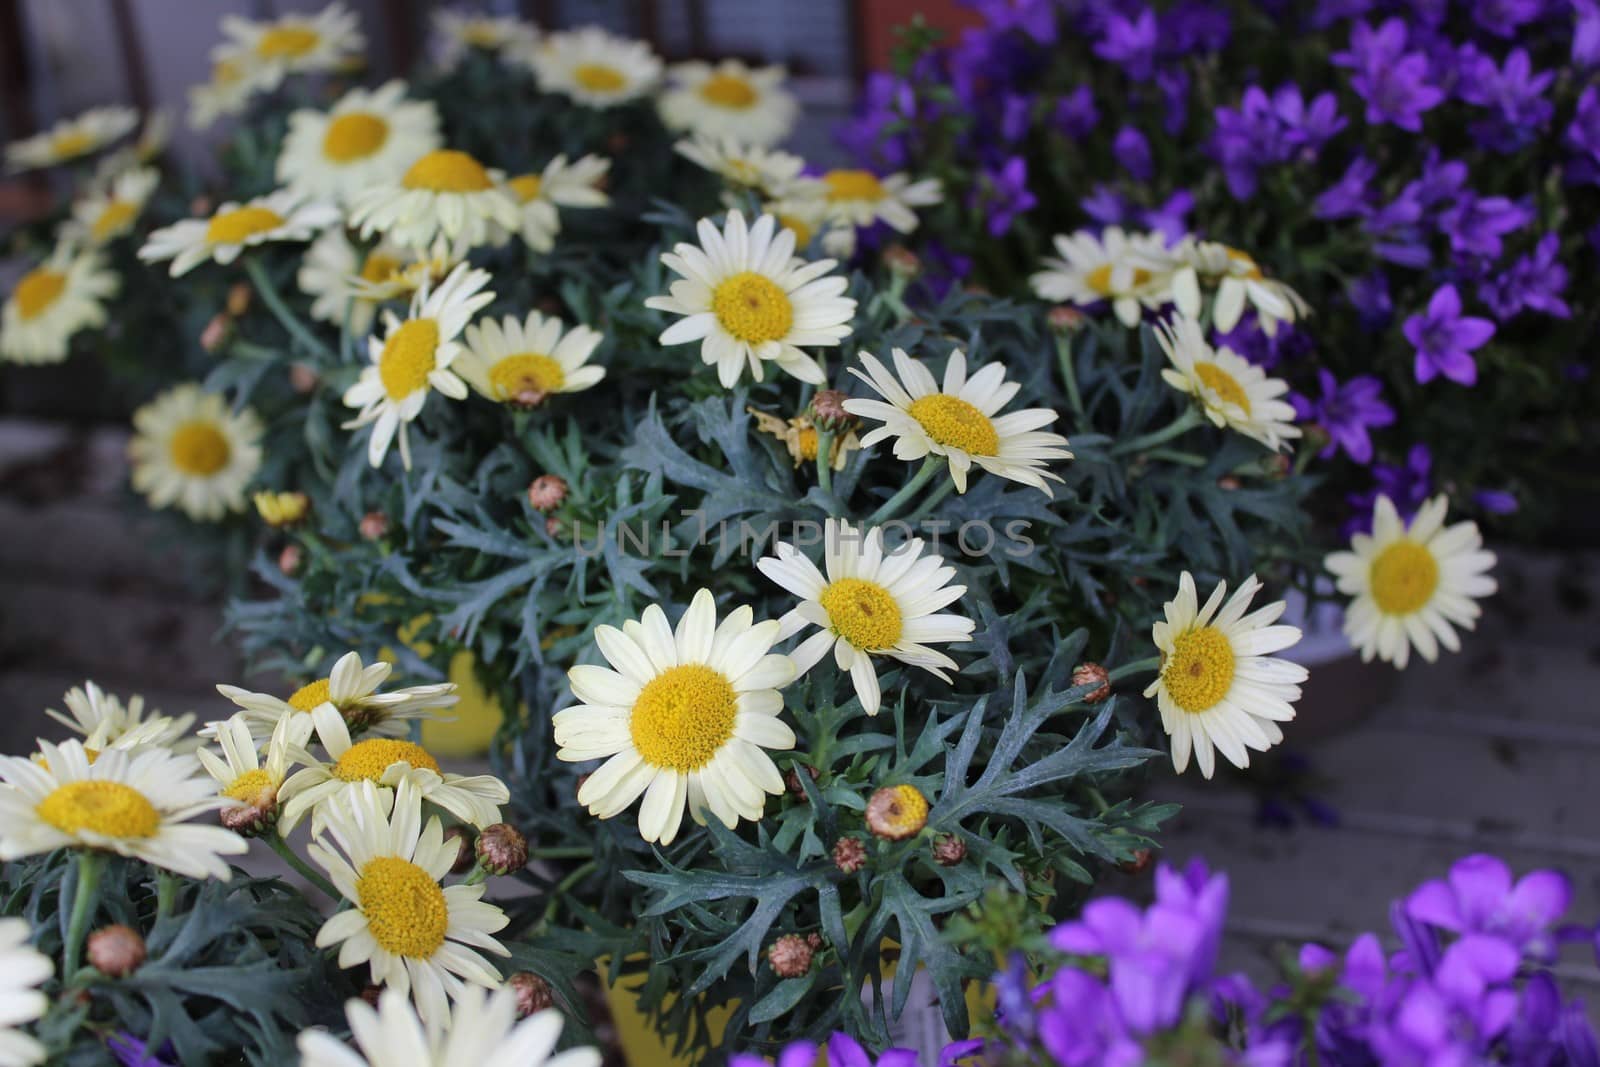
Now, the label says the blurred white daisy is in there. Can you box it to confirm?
[349,148,520,250]
[1325,495,1497,669]
[343,263,494,469]
[1145,572,1305,779]
[347,236,466,309]
[196,712,311,836]
[645,210,855,388]
[459,311,605,407]
[127,384,263,521]
[278,81,442,207]
[92,111,170,185]
[297,228,413,337]
[818,168,941,235]
[675,135,806,195]
[498,154,611,253]
[0,919,50,1067]
[139,190,338,277]
[1,245,118,365]
[1154,313,1301,452]
[214,2,365,88]
[1029,227,1178,327]
[187,56,272,129]
[67,166,159,246]
[4,106,137,173]
[47,681,195,752]
[1171,238,1309,336]
[659,60,797,147]
[214,649,458,743]
[432,10,539,70]
[554,589,798,846]
[530,27,662,108]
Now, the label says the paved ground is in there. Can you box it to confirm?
[2,414,1596,1024]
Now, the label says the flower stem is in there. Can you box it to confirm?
[63,851,106,979]
[1055,335,1084,417]
[904,475,959,525]
[815,430,836,497]
[156,870,177,922]
[245,257,335,362]
[541,860,596,924]
[532,846,595,861]
[266,834,340,902]
[868,455,944,526]
[1111,407,1204,456]
[1109,655,1162,682]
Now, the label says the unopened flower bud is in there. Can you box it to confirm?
[1072,662,1112,704]
[806,932,823,951]
[1268,453,1292,479]
[508,971,554,1017]
[767,933,814,978]
[475,822,528,876]
[87,924,145,977]
[833,835,867,874]
[288,363,320,394]
[932,833,967,866]
[254,490,309,529]
[278,543,304,576]
[545,515,562,537]
[785,764,819,800]
[359,511,389,541]
[226,282,252,317]
[189,195,213,217]
[866,784,928,841]
[808,389,856,434]
[1217,475,1242,491]
[527,474,568,512]
[883,244,921,278]
[1048,305,1087,334]
[443,825,476,874]
[200,313,231,352]
[1119,848,1153,875]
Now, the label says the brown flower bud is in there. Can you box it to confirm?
[832,835,867,874]
[87,924,145,977]
[883,244,921,278]
[475,822,529,876]
[865,784,929,841]
[189,195,213,217]
[443,825,476,874]
[808,389,856,434]
[359,511,390,541]
[1118,848,1153,875]
[1216,475,1243,491]
[767,934,814,979]
[1048,305,1087,334]
[508,971,555,1018]
[278,543,304,576]
[288,363,320,394]
[1072,662,1113,704]
[545,515,563,537]
[220,790,279,837]
[1268,453,1292,479]
[226,281,253,317]
[932,832,967,866]
[806,932,823,951]
[527,474,568,512]
[785,764,819,800]
[200,314,231,353]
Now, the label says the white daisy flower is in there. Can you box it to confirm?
[297,985,600,1067]
[432,10,539,70]
[817,168,942,235]
[530,27,662,109]
[138,190,338,277]
[1325,495,1497,670]
[675,135,806,195]
[1,245,118,365]
[498,154,611,253]
[1029,227,1178,327]
[280,704,507,836]
[93,110,171,185]
[1154,313,1301,452]
[127,384,264,521]
[214,649,459,744]
[1145,572,1306,779]
[349,148,520,251]
[342,262,494,469]
[347,236,467,309]
[757,518,974,716]
[1170,238,1309,336]
[0,740,246,879]
[644,209,856,388]
[196,712,312,836]
[297,228,413,338]
[553,589,798,846]
[277,81,442,208]
[46,681,195,752]
[308,780,509,1025]
[844,348,1072,496]
[66,165,159,247]
[458,311,605,407]
[0,919,50,1067]
[763,194,831,252]
[4,106,137,173]
[213,2,365,89]
[659,60,798,147]
[187,56,272,130]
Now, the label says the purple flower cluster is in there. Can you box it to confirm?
[732,1032,915,1067]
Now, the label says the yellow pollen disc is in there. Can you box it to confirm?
[711,271,793,344]
[878,784,928,833]
[508,174,543,203]
[92,200,139,241]
[168,421,231,476]
[402,149,493,193]
[333,738,441,782]
[37,780,161,838]
[700,74,758,108]
[1225,247,1264,280]
[489,354,565,399]
[1195,362,1252,414]
[224,768,277,806]
[52,130,95,158]
[820,578,903,651]
[257,25,320,59]
[907,394,999,456]
[359,252,402,284]
[322,112,390,162]
[573,63,628,93]
[205,206,286,245]
[12,269,66,320]
[777,215,812,246]
[287,677,333,712]
[357,856,449,958]
[1369,541,1440,616]
[629,664,738,772]
[1161,626,1236,713]
[797,427,820,461]
[1086,263,1151,296]
[823,169,886,202]
[378,319,441,400]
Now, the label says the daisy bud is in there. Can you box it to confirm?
[288,363,320,394]
[226,281,252,317]
[1268,453,1292,479]
[932,833,967,866]
[254,490,310,529]
[832,835,867,874]
[277,543,304,577]
[527,474,568,512]
[807,389,856,434]
[785,763,819,800]
[545,515,562,537]
[1048,305,1087,334]
[806,933,823,951]
[359,511,389,541]
[443,825,476,874]
[767,934,814,979]
[866,784,929,841]
[1119,848,1153,875]
[1217,475,1242,491]
[883,244,921,278]
[199,313,231,352]
[220,791,279,837]
[189,195,213,216]
[87,924,146,977]
[475,822,528,876]
[508,971,555,1018]
[1071,662,1112,704]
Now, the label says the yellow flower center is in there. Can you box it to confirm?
[796,426,820,461]
[356,856,449,958]
[257,25,321,59]
[333,738,442,782]
[378,319,441,400]
[711,271,793,344]
[287,677,333,712]
[359,251,402,284]
[36,780,161,838]
[629,664,738,772]
[214,59,242,85]
[1086,263,1151,296]
[875,784,928,835]
[823,169,885,202]
[1161,626,1236,713]
[699,74,757,109]
[224,768,277,806]
[488,354,565,399]
[461,23,504,48]
[507,174,543,203]
[777,214,812,246]
[820,578,903,651]
[92,200,139,241]
[1369,541,1440,616]
[322,112,390,162]
[573,63,628,93]
[402,149,493,193]
[12,268,66,320]
[52,130,95,158]
[205,206,286,245]
[1194,363,1252,414]
[168,422,231,476]
[907,394,999,456]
